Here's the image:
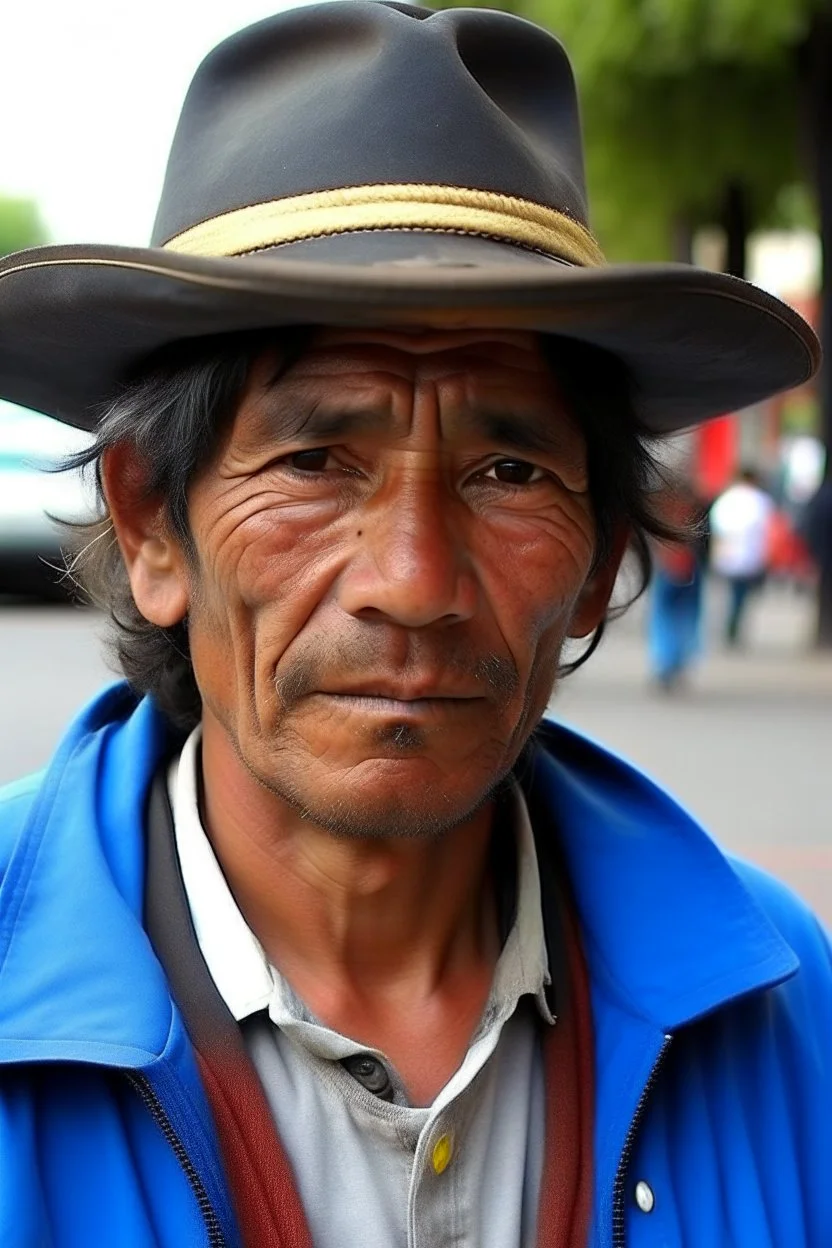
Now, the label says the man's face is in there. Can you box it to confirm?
[135,329,619,838]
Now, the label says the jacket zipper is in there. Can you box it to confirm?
[127,1072,227,1248]
[611,1034,672,1248]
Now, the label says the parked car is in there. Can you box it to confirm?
[0,400,95,598]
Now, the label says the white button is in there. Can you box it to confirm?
[634,1180,655,1213]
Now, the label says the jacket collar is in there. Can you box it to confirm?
[0,688,798,1064]
[528,719,798,1032]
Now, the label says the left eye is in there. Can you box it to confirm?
[283,448,332,472]
[485,459,545,485]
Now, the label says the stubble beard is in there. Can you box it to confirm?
[241,718,521,842]
[243,635,530,840]
[227,626,565,841]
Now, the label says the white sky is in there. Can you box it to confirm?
[1,0,322,245]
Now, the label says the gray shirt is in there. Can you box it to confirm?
[170,728,554,1248]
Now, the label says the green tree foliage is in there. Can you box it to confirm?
[557,0,819,259]
[581,60,801,260]
[0,196,47,257]
[435,0,819,259]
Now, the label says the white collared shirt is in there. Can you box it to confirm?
[169,726,553,1248]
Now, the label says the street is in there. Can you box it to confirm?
[554,585,832,926]
[0,584,830,926]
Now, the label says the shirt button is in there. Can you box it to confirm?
[342,1054,393,1100]
[634,1180,655,1213]
[431,1134,453,1175]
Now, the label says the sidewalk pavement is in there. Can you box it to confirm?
[552,580,832,927]
[563,580,832,698]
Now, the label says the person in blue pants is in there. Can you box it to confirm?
[648,484,709,690]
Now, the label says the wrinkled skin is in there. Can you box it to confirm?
[108,328,622,842]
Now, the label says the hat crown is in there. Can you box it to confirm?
[151,1,590,250]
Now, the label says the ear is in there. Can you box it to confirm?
[103,443,190,627]
[567,524,630,639]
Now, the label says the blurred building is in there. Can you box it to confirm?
[692,229,823,501]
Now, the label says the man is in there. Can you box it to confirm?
[709,467,776,645]
[0,5,829,1246]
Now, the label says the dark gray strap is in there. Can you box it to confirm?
[144,770,255,1056]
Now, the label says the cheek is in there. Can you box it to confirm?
[192,486,342,614]
[231,503,350,632]
[186,497,354,719]
[482,506,596,642]
[477,511,595,720]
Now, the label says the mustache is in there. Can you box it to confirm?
[274,635,519,711]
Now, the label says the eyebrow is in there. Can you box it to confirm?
[251,389,578,459]
[250,391,393,443]
[464,410,577,457]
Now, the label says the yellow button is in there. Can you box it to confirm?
[431,1134,453,1175]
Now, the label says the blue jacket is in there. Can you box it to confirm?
[0,683,830,1247]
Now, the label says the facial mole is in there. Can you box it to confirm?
[356,529,363,537]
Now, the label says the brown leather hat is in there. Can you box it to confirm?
[0,1,819,431]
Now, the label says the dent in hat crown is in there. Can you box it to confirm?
[152,1,603,268]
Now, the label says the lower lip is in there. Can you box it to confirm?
[314,694,476,716]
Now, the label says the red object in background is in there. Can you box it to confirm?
[695,415,737,500]
[767,509,817,585]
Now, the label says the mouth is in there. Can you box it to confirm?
[319,679,484,700]
[313,687,483,717]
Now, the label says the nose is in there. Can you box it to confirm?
[337,470,478,628]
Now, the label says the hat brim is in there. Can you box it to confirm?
[0,234,819,433]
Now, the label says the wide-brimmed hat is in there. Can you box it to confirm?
[0,1,819,433]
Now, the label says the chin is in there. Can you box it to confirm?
[260,753,504,842]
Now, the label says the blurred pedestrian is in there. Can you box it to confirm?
[648,484,708,689]
[709,467,775,645]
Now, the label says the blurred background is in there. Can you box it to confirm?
[0,0,830,923]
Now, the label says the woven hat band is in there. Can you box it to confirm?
[162,184,606,267]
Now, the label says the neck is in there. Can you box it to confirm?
[197,714,501,1030]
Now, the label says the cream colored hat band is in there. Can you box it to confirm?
[162,183,605,267]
